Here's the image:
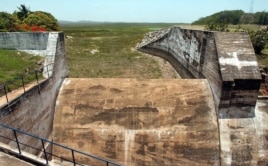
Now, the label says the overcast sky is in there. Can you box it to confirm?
[1,0,268,23]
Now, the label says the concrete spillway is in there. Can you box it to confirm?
[137,27,261,119]
[135,27,268,165]
[1,29,268,165]
[53,78,220,165]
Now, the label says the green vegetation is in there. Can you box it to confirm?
[0,4,59,32]
[62,23,177,78]
[23,11,59,31]
[192,10,268,56]
[192,10,268,25]
[262,47,268,55]
[15,4,30,21]
[0,49,43,85]
[228,24,263,31]
[0,12,16,32]
[248,27,268,54]
[257,54,268,67]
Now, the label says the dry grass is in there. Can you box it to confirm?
[62,23,179,78]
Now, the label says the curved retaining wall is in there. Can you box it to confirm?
[137,27,261,118]
[0,32,67,154]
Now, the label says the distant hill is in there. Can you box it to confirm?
[58,20,182,26]
[192,10,268,25]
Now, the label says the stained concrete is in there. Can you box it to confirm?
[0,29,267,166]
[53,78,220,166]
[219,98,268,165]
[137,27,261,118]
[0,32,67,155]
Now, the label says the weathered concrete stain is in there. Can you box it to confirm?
[53,78,220,166]
[0,32,67,155]
[137,27,261,119]
[219,99,268,165]
[0,29,267,166]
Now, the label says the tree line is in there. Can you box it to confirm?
[192,10,268,25]
[0,4,59,32]
[192,10,268,54]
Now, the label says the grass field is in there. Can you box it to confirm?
[0,49,43,84]
[62,23,268,78]
[0,49,43,95]
[62,23,179,78]
[228,24,265,31]
[1,23,267,84]
[257,52,268,67]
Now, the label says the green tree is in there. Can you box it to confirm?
[192,10,244,25]
[0,12,16,31]
[16,4,31,21]
[240,13,255,24]
[254,12,268,25]
[23,11,59,31]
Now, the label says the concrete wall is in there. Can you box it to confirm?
[137,27,261,118]
[219,98,268,165]
[214,32,261,118]
[0,32,48,50]
[54,78,220,166]
[0,32,67,154]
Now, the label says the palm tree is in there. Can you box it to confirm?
[17,4,31,21]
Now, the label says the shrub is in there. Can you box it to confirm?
[249,27,268,54]
[205,22,229,32]
[15,24,46,32]
[0,12,16,31]
[23,11,59,31]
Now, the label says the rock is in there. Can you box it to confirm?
[136,27,172,49]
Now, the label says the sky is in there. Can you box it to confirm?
[1,0,268,23]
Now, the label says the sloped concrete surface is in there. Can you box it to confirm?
[137,27,261,118]
[219,99,268,165]
[53,78,219,166]
[0,32,67,156]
